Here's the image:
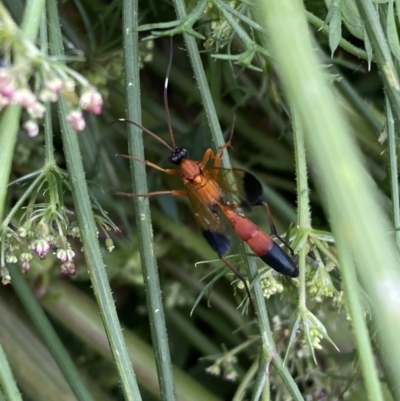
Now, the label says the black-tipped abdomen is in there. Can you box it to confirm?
[261,242,299,277]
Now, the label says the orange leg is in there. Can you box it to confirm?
[199,118,235,169]
[117,154,180,175]
[262,202,294,255]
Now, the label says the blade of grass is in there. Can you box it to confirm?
[46,1,142,399]
[8,265,95,401]
[257,0,396,398]
[122,0,177,400]
[0,342,22,401]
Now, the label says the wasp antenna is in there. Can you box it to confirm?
[118,118,173,152]
[164,37,176,148]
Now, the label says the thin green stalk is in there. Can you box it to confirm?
[386,98,400,247]
[0,107,21,224]
[1,172,44,230]
[0,0,45,222]
[334,231,384,401]
[292,107,310,310]
[19,0,45,38]
[39,9,55,166]
[44,103,55,164]
[171,1,303,399]
[8,265,95,401]
[233,358,258,401]
[258,0,400,398]
[171,0,230,164]
[292,107,310,229]
[122,0,176,400]
[249,356,268,401]
[46,1,141,400]
[0,342,22,401]
[356,0,400,121]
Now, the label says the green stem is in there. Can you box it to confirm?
[0,0,45,221]
[0,105,22,224]
[386,97,400,246]
[46,1,142,399]
[39,8,55,166]
[0,342,22,401]
[292,108,310,229]
[1,172,44,230]
[292,107,310,310]
[233,358,258,401]
[171,0,229,162]
[0,0,45,223]
[334,233,385,401]
[258,0,400,397]
[8,265,95,401]
[356,0,400,120]
[122,0,176,400]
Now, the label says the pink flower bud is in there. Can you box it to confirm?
[20,253,33,263]
[56,248,75,263]
[79,89,103,115]
[64,78,75,93]
[39,89,58,103]
[0,94,10,109]
[30,239,50,258]
[27,102,45,119]
[0,69,15,98]
[46,78,64,93]
[24,120,39,137]
[21,261,31,273]
[67,110,85,132]
[60,261,76,276]
[12,88,36,107]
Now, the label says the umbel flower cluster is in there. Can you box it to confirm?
[0,7,103,136]
[1,168,117,285]
[0,67,103,136]
[0,8,112,284]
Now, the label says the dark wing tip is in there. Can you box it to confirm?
[202,230,231,256]
[242,171,263,206]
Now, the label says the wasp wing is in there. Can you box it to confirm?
[203,167,263,210]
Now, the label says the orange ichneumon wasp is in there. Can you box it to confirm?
[114,44,298,306]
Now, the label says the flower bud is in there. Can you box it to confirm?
[79,89,103,115]
[67,110,85,132]
[24,120,39,137]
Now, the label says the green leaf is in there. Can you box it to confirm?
[363,26,373,70]
[329,5,342,56]
[340,0,364,39]
[325,0,341,25]
[387,0,400,61]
